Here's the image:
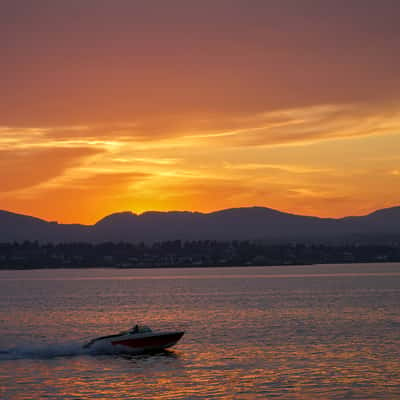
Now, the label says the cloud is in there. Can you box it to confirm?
[223,162,332,174]
[178,103,400,148]
[2,102,400,153]
[0,147,102,194]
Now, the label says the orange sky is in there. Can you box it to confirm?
[1,1,400,224]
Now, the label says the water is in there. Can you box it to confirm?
[1,264,400,399]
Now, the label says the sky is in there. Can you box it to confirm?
[1,0,400,224]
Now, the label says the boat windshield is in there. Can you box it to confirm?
[130,325,152,334]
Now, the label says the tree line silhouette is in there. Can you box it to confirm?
[1,240,400,269]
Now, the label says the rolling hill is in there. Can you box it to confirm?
[1,206,400,243]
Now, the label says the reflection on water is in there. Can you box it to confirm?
[0,264,400,399]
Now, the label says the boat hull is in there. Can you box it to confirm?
[85,331,184,353]
[112,332,184,352]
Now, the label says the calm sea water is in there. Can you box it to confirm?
[0,264,400,399]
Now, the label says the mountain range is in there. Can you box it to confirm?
[1,206,400,244]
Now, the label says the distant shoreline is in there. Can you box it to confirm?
[1,241,400,271]
[2,260,400,272]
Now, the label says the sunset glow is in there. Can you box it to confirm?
[1,1,400,224]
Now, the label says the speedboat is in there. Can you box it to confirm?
[83,325,184,353]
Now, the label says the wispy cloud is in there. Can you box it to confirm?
[223,162,332,174]
[2,102,400,152]
[179,104,400,148]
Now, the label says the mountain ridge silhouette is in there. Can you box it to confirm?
[1,206,399,243]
